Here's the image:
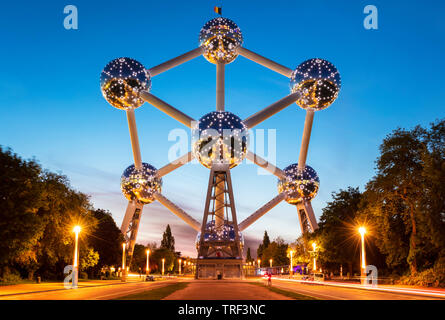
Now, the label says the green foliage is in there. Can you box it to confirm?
[151,248,176,273]
[260,237,289,267]
[80,248,99,271]
[360,120,445,274]
[160,224,175,252]
[246,248,253,262]
[257,231,270,263]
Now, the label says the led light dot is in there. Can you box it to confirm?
[193,111,249,169]
[196,221,244,249]
[100,57,151,110]
[199,17,243,64]
[290,58,341,111]
[278,164,320,204]
[120,163,162,204]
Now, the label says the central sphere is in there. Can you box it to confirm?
[290,58,341,111]
[120,163,162,204]
[277,164,320,205]
[199,17,243,64]
[196,221,244,249]
[193,111,249,169]
[100,57,151,110]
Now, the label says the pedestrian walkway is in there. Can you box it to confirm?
[163,280,292,300]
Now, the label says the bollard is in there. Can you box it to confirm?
[36,276,41,284]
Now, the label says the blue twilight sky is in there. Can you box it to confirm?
[0,0,444,257]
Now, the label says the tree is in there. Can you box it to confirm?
[261,237,289,267]
[246,248,253,263]
[257,231,271,264]
[88,209,124,276]
[160,225,175,252]
[151,248,176,273]
[361,120,445,275]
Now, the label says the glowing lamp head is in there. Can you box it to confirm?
[73,226,81,234]
[312,242,317,250]
[278,164,320,205]
[290,58,341,111]
[192,111,249,169]
[100,57,151,110]
[359,227,366,236]
[120,163,162,204]
[199,17,243,64]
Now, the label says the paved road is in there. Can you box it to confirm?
[1,278,443,300]
[164,280,292,300]
[268,278,444,300]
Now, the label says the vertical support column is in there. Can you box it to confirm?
[126,109,143,170]
[214,173,225,230]
[298,110,315,170]
[216,62,225,111]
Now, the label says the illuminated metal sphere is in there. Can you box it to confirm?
[192,111,249,169]
[100,57,151,110]
[120,163,162,205]
[196,221,244,249]
[277,164,320,205]
[199,17,243,64]
[290,58,341,111]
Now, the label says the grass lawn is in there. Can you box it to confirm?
[114,282,189,300]
[249,282,319,300]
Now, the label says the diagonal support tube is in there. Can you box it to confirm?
[157,152,194,178]
[126,109,143,170]
[246,151,285,179]
[153,192,201,231]
[148,47,204,77]
[243,92,301,129]
[297,109,315,170]
[237,47,293,78]
[140,92,196,128]
[238,193,285,231]
[296,200,319,232]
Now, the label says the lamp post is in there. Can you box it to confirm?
[122,243,126,282]
[162,258,165,276]
[146,249,150,275]
[179,259,182,275]
[312,242,317,272]
[359,227,367,284]
[72,226,81,289]
[290,250,294,276]
[269,259,273,268]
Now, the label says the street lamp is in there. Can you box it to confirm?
[312,242,317,272]
[72,226,81,289]
[290,250,294,276]
[162,258,165,276]
[269,259,273,268]
[257,259,261,268]
[179,259,182,274]
[122,243,126,282]
[359,227,367,283]
[146,249,150,275]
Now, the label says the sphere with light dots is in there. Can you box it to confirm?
[199,17,243,64]
[120,163,162,204]
[277,164,320,205]
[290,58,341,111]
[196,221,244,251]
[193,111,249,169]
[100,57,151,110]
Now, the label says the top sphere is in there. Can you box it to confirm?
[290,58,341,111]
[100,57,151,110]
[277,164,320,205]
[120,163,162,205]
[192,111,249,169]
[199,17,243,64]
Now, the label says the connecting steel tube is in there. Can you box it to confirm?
[126,109,143,170]
[148,47,204,77]
[140,92,196,128]
[297,110,315,170]
[243,91,301,129]
[216,62,225,111]
[237,47,293,78]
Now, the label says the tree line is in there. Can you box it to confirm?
[254,119,444,287]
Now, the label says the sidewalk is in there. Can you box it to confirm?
[0,278,144,297]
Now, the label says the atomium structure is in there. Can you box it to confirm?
[100,16,341,279]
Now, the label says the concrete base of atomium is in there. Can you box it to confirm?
[195,259,244,280]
